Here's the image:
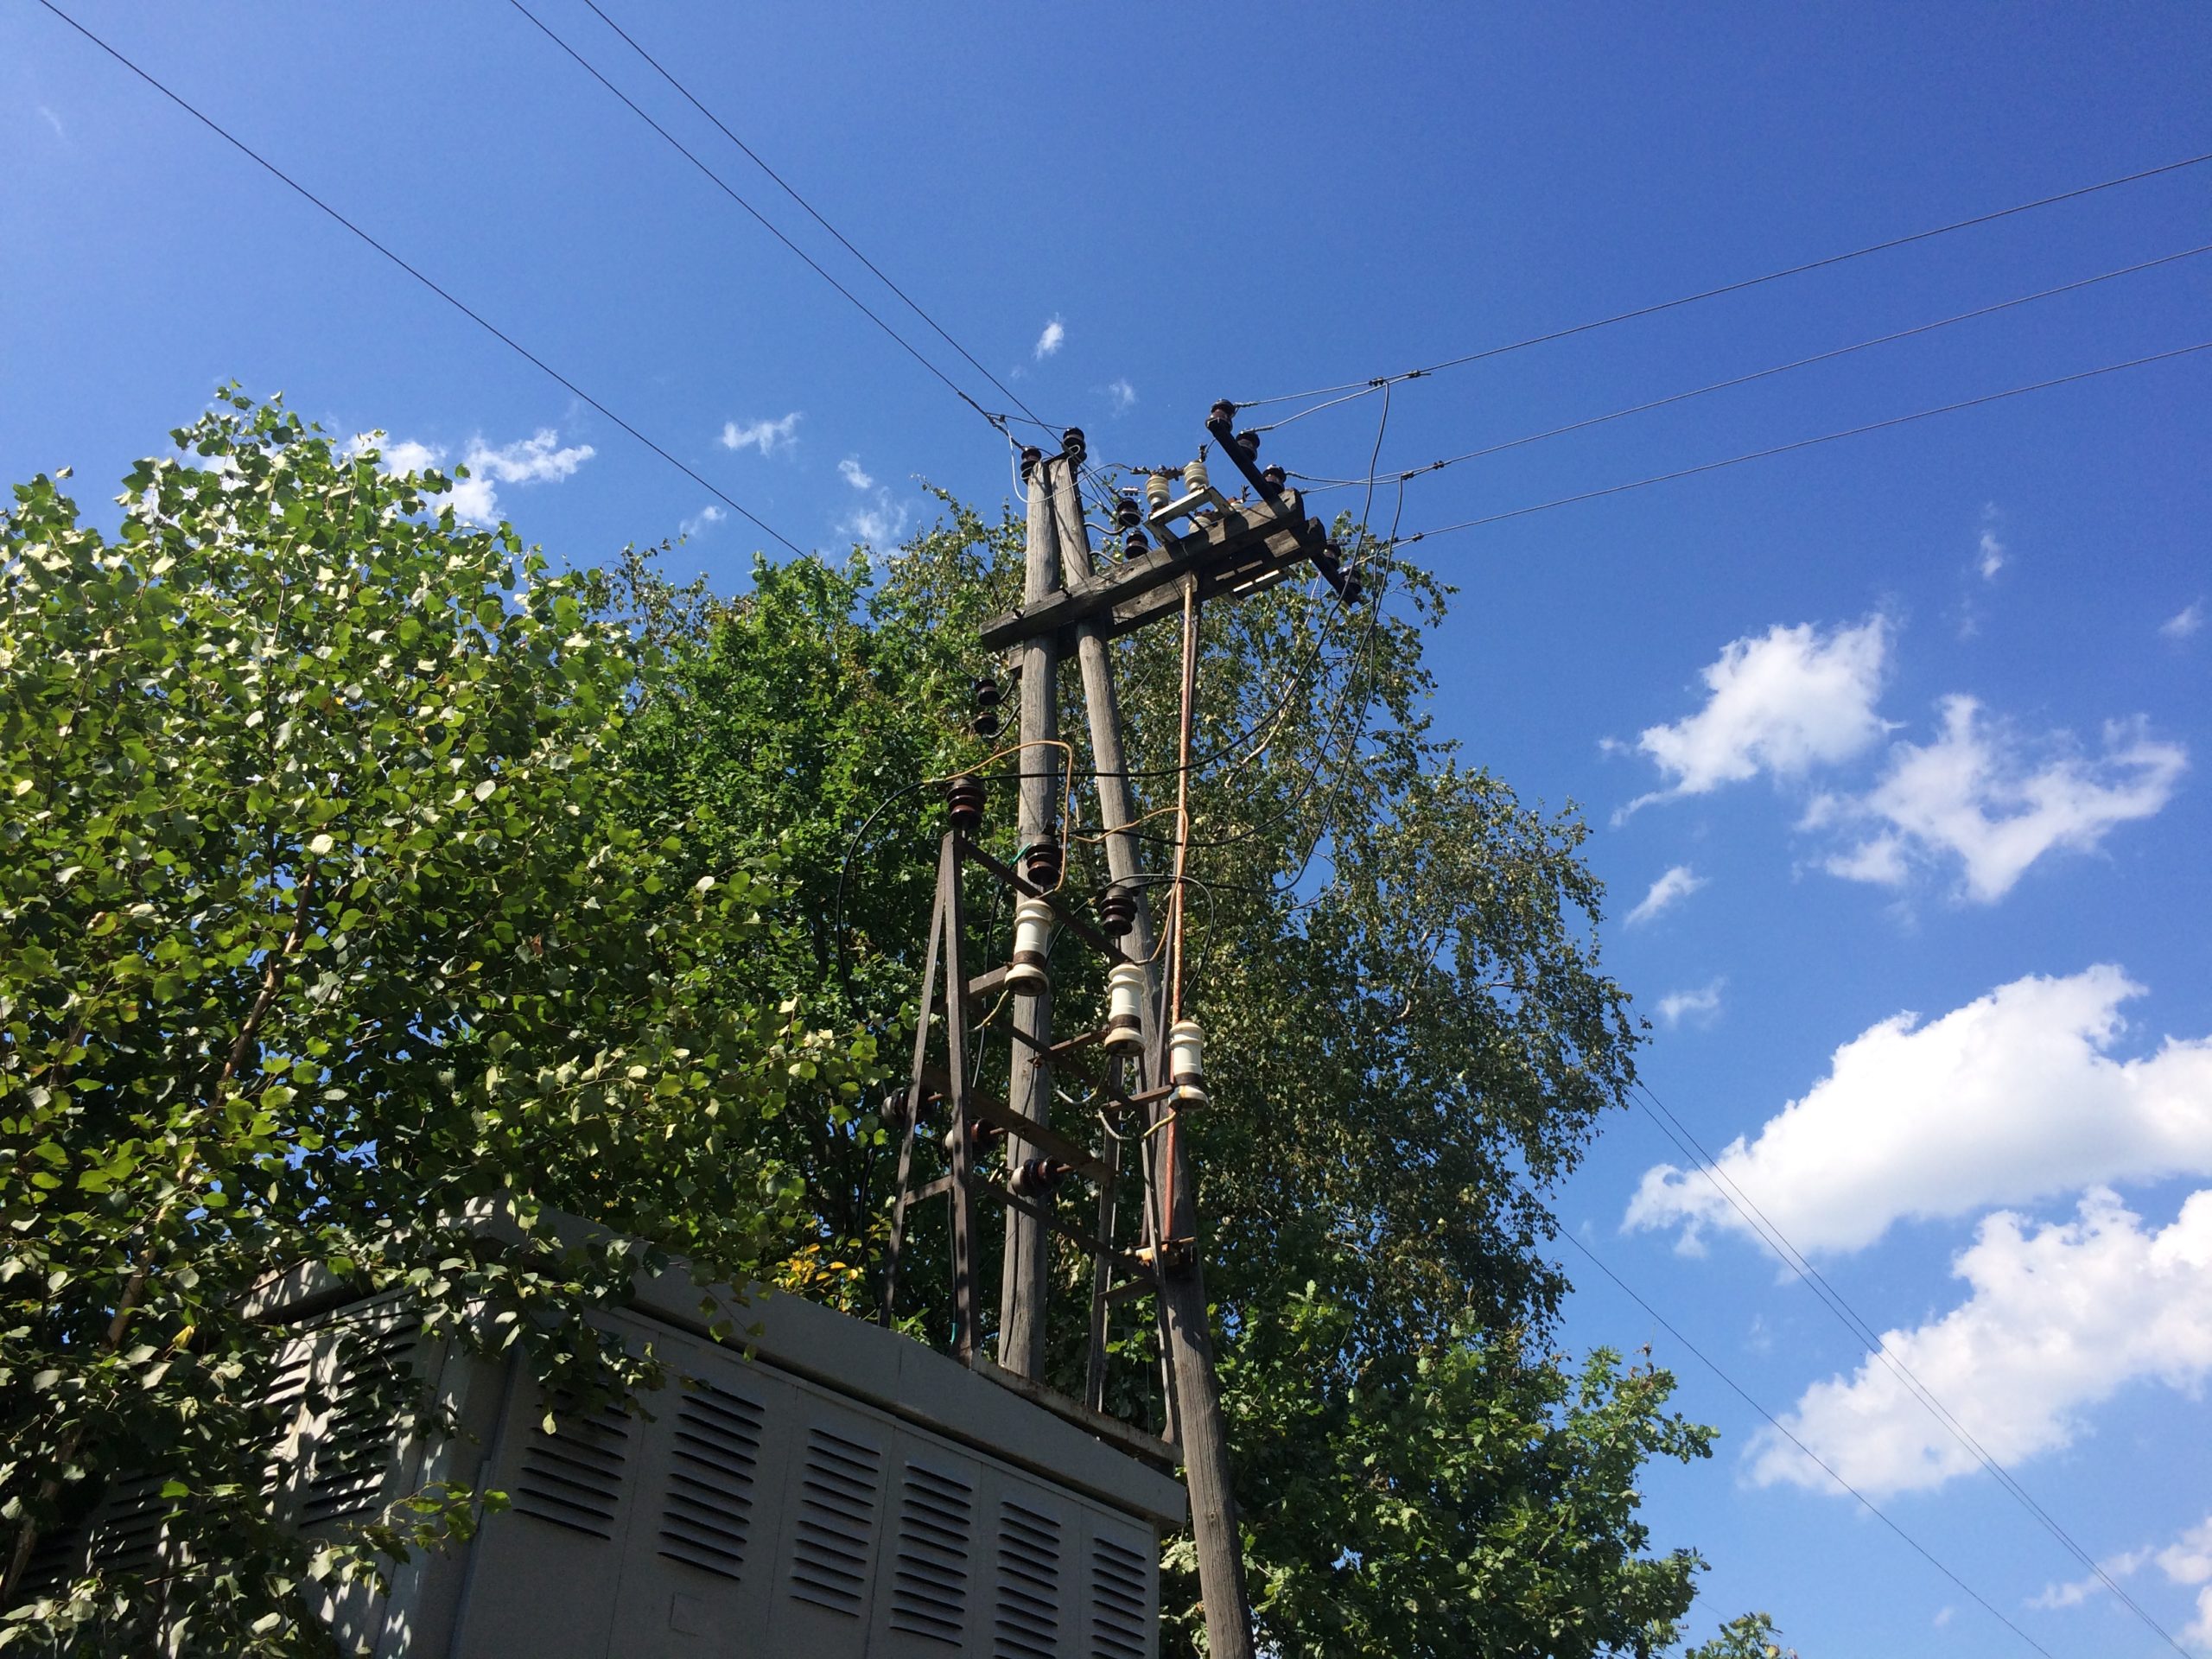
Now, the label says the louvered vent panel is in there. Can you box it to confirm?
[1089,1535,1149,1659]
[992,1499,1063,1659]
[86,1474,167,1580]
[298,1313,422,1525]
[788,1425,882,1616]
[656,1382,763,1581]
[512,1402,632,1540]
[259,1338,320,1500]
[887,1461,974,1646]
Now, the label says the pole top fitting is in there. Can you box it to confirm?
[1019,445,1044,480]
[1209,399,1238,428]
[1261,464,1286,492]
[1060,428,1087,465]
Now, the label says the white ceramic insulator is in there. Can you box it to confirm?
[1145,472,1173,512]
[1005,896,1053,995]
[1103,962,1148,1056]
[1168,1017,1208,1107]
[1183,456,1210,496]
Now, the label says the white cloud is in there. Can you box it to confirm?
[1977,503,2006,581]
[837,456,874,491]
[1656,980,1725,1029]
[680,503,725,538]
[1626,965,2212,1255]
[1623,618,1891,814]
[353,427,594,526]
[37,104,65,139]
[1818,697,2185,901]
[1748,1187,2212,1497]
[2032,1519,2212,1642]
[1034,316,1065,359]
[1626,864,1706,926]
[842,499,909,546]
[2163,601,2205,641]
[1106,378,1137,414]
[720,412,802,456]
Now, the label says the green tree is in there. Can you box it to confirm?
[0,393,868,1652]
[618,496,1749,1656]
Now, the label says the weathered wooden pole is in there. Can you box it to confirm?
[1049,450,1256,1659]
[996,443,1062,1377]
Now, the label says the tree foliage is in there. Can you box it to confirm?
[0,394,868,1652]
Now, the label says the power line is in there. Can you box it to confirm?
[575,0,1059,442]
[1555,1229,2063,1659]
[1630,1083,2190,1656]
[33,0,806,559]
[1236,151,2212,413]
[1389,340,2211,546]
[1294,244,2212,494]
[505,0,1012,437]
[517,3,1128,524]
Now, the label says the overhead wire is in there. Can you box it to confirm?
[1556,1228,2063,1659]
[1234,150,2212,411]
[32,0,807,559]
[576,0,1060,442]
[1294,244,2212,494]
[506,0,1016,439]
[1630,1081,2191,1656]
[547,3,1131,524]
[1387,340,2212,548]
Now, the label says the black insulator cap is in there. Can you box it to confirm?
[1210,399,1238,427]
[1061,427,1087,465]
[1234,429,1262,459]
[1096,884,1136,938]
[973,674,1003,709]
[1023,835,1062,890]
[1009,1157,1065,1199]
[1115,494,1142,530]
[1261,464,1287,492]
[1342,572,1364,604]
[972,709,1001,739]
[1123,529,1149,558]
[1019,445,1043,480]
[946,773,985,833]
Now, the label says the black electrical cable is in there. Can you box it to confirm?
[1556,1229,2063,1659]
[34,0,808,558]
[1296,244,2212,493]
[578,0,1063,443]
[552,3,1133,525]
[1235,151,2212,411]
[1388,340,2212,547]
[507,0,1019,441]
[1630,1082,2190,1656]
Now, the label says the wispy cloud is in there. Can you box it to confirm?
[1105,378,1137,415]
[1977,503,2006,581]
[1812,698,2185,902]
[837,456,874,491]
[1656,980,1725,1029]
[36,104,65,140]
[720,412,803,456]
[680,503,726,538]
[1620,617,1891,818]
[1034,316,1065,359]
[1626,864,1706,927]
[2162,601,2204,641]
[355,426,594,526]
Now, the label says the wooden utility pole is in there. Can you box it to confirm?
[1046,446,1257,1659]
[996,448,1061,1377]
[885,407,1338,1656]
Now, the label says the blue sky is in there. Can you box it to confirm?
[5,4,2209,1652]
